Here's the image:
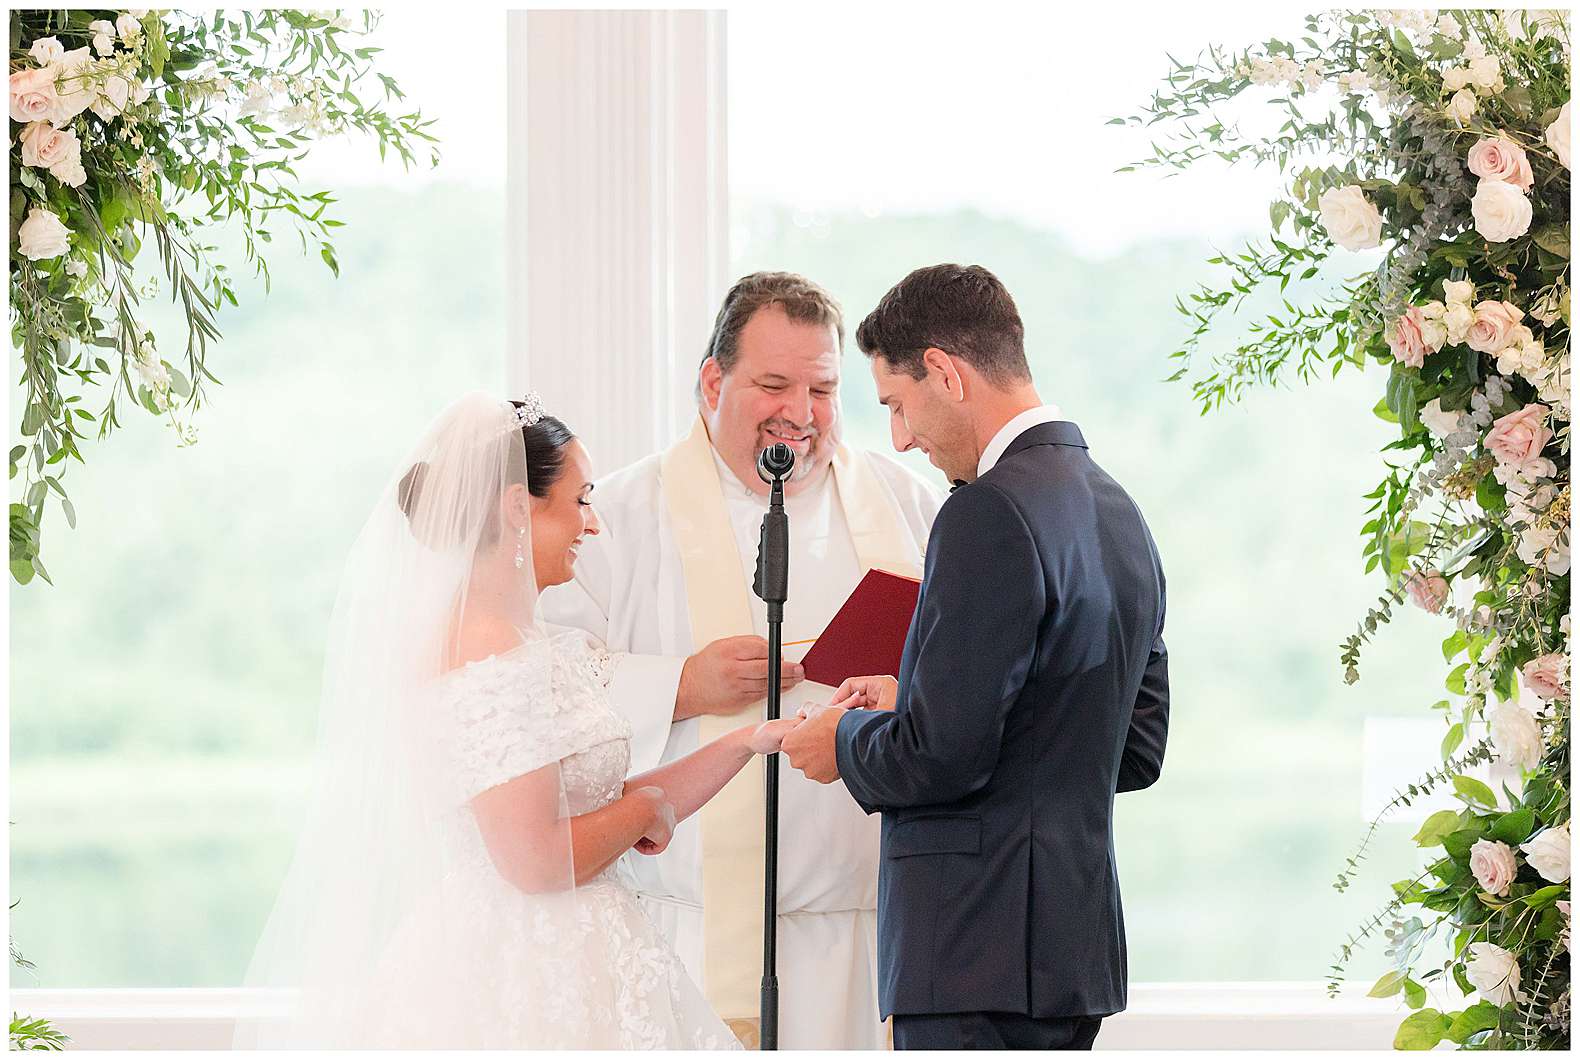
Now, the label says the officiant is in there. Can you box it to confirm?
[540,271,943,1049]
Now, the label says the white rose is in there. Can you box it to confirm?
[1417,301,1450,350]
[47,47,96,125]
[1465,942,1526,1007]
[1546,101,1571,169]
[1517,525,1571,575]
[1488,700,1543,770]
[1470,838,1520,895]
[1443,67,1474,92]
[1442,278,1475,306]
[1318,185,1384,251]
[1471,179,1533,242]
[1469,56,1503,92]
[17,206,72,261]
[1446,88,1478,124]
[28,36,65,65]
[90,73,132,121]
[50,157,87,189]
[1420,397,1463,439]
[1443,300,1475,344]
[1520,824,1570,883]
[1496,332,1543,380]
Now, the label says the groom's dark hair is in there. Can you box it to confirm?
[700,271,845,394]
[856,264,1031,386]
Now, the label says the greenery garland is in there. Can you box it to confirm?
[1124,9,1569,1050]
[9,8,437,585]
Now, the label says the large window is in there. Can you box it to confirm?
[727,8,1448,983]
[12,7,1452,995]
[9,13,505,987]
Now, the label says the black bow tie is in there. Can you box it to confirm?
[950,479,967,493]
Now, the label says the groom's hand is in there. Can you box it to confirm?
[828,674,899,712]
[782,705,846,784]
[676,635,804,720]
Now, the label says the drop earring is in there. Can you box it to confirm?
[513,526,527,570]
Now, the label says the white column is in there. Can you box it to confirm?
[506,10,729,475]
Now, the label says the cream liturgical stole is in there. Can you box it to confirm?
[659,415,919,1033]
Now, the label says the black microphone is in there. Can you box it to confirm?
[752,444,793,609]
[757,442,795,484]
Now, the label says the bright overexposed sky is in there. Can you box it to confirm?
[308,2,1325,256]
[288,7,507,190]
[727,2,1314,256]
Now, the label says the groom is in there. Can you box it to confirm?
[781,264,1170,1050]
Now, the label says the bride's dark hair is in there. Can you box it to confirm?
[512,406,576,500]
[397,405,576,531]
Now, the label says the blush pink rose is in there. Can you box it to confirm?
[9,66,57,123]
[1470,838,1519,896]
[1405,568,1450,613]
[1467,300,1525,353]
[18,121,77,170]
[1486,403,1553,470]
[1522,653,1567,700]
[1468,135,1536,191]
[1387,307,1432,367]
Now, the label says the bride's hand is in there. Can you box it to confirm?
[630,785,676,855]
[744,717,801,755]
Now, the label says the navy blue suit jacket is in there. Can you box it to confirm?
[834,420,1168,1020]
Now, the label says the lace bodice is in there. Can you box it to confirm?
[334,628,734,1050]
[437,627,632,814]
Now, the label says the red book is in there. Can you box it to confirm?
[798,568,921,688]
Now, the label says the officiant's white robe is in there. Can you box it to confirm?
[540,420,942,1049]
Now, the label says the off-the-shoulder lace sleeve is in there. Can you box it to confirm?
[438,643,569,804]
[436,635,631,806]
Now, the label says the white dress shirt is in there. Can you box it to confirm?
[977,403,1066,477]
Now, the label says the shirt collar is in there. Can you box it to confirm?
[977,404,1065,477]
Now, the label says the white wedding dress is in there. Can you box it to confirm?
[343,625,738,1050]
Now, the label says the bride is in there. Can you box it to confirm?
[236,392,794,1048]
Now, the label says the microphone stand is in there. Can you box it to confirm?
[752,442,793,1051]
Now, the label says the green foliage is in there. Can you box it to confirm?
[1129,7,1571,1049]
[8,1014,68,1051]
[9,9,439,584]
[10,927,67,1050]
